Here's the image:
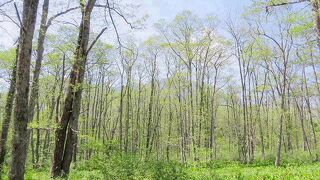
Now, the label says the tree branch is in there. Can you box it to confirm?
[106,0,124,51]
[46,6,80,27]
[0,0,13,8]
[266,0,310,12]
[14,2,23,30]
[0,9,20,28]
[86,26,108,54]
[112,8,140,29]
[96,2,140,29]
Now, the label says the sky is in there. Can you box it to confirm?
[0,0,253,47]
[134,0,252,40]
[0,0,253,91]
[141,0,251,20]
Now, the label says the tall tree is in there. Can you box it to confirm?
[52,0,98,177]
[0,47,18,178]
[28,0,78,122]
[9,0,40,179]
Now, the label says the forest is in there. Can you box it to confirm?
[0,0,320,179]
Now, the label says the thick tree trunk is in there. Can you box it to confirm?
[311,0,320,49]
[52,0,96,177]
[9,0,40,179]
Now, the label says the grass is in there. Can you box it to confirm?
[14,158,320,180]
[187,162,320,179]
[3,151,320,180]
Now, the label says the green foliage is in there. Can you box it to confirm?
[242,1,267,17]
[28,118,57,130]
[74,154,189,180]
[291,22,314,37]
[19,157,320,180]
[0,48,16,70]
[148,161,189,180]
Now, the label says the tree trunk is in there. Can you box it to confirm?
[275,52,288,167]
[146,73,155,158]
[52,0,96,177]
[0,46,18,178]
[28,0,49,122]
[311,0,320,49]
[9,0,40,179]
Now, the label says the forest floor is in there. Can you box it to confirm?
[7,158,320,180]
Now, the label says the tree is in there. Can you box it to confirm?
[266,0,320,49]
[28,0,78,123]
[0,47,18,178]
[52,0,97,177]
[9,0,40,179]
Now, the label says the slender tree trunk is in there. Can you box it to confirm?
[166,78,173,161]
[119,74,124,153]
[125,68,132,154]
[275,53,288,167]
[35,100,41,167]
[0,46,18,178]
[294,97,312,156]
[146,72,155,158]
[42,73,58,164]
[28,0,49,122]
[302,64,318,159]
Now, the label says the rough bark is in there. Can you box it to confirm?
[52,0,96,177]
[311,0,320,49]
[9,0,40,179]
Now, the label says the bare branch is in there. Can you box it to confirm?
[112,8,140,29]
[52,20,79,28]
[106,0,125,51]
[86,26,108,54]
[0,9,20,28]
[266,0,310,13]
[46,6,80,27]
[14,2,23,30]
[0,0,13,8]
[96,2,140,29]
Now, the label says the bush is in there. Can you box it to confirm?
[13,154,320,179]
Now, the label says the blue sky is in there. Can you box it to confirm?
[141,0,252,20]
[0,0,253,47]
[0,0,253,90]
[132,0,252,40]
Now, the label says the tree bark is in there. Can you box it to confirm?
[28,0,49,122]
[52,0,96,177]
[9,0,40,179]
[311,0,320,49]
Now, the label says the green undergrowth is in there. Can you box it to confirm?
[3,154,320,179]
